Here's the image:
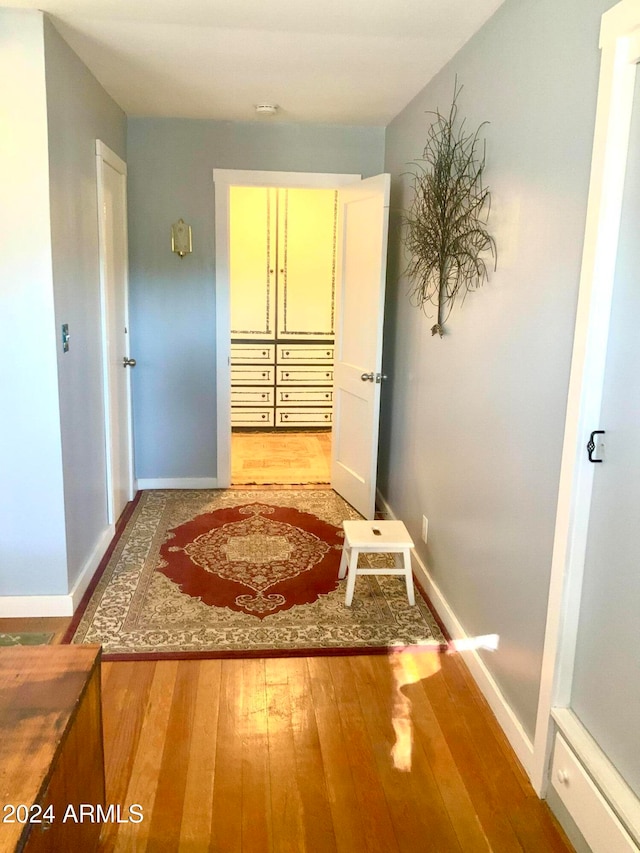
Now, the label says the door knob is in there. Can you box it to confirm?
[123,357,137,368]
[361,372,375,382]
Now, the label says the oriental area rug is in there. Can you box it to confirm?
[67,489,446,659]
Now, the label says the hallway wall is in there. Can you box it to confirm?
[0,9,126,603]
[379,0,611,739]
[44,17,126,590]
[127,119,385,481]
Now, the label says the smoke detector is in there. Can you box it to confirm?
[255,103,278,116]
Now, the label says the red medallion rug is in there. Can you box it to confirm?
[67,489,446,659]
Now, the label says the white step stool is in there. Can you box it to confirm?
[338,519,415,606]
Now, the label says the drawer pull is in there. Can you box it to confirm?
[261,415,266,419]
[556,769,569,785]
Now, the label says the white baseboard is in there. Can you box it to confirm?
[0,523,115,618]
[137,477,219,490]
[375,490,535,780]
[69,523,115,611]
[0,594,74,618]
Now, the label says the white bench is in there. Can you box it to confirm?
[338,519,415,606]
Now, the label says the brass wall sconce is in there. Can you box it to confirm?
[171,219,192,258]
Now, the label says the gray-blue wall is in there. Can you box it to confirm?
[0,11,126,598]
[380,0,611,738]
[44,17,126,590]
[127,119,385,479]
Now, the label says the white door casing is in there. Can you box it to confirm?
[96,140,134,523]
[331,174,390,519]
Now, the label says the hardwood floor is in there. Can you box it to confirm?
[231,430,331,485]
[0,612,574,850]
[1,498,574,852]
[94,652,574,852]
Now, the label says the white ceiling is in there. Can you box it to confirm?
[7,0,505,124]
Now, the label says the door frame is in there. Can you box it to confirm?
[212,169,360,487]
[531,0,640,800]
[96,139,134,523]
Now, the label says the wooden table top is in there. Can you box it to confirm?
[0,645,101,850]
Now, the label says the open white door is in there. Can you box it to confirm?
[331,174,390,518]
[96,140,134,522]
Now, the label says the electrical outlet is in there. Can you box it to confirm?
[421,515,428,543]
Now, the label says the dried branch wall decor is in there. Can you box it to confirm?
[403,81,496,336]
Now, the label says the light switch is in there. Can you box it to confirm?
[62,324,70,353]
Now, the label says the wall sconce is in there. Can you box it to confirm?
[171,219,192,258]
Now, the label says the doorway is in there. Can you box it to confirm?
[227,182,338,485]
[96,140,134,523]
[214,169,390,517]
[213,169,359,490]
[532,2,640,847]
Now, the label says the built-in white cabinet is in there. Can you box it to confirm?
[231,343,334,428]
[229,186,336,429]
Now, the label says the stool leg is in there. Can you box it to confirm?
[338,545,349,579]
[402,548,415,605]
[345,549,359,606]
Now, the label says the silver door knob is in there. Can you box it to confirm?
[361,372,375,382]
[123,357,137,367]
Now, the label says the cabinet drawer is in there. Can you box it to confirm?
[231,366,275,385]
[231,344,275,364]
[277,344,334,364]
[276,407,333,427]
[232,387,275,406]
[277,388,333,405]
[277,366,333,385]
[551,733,637,853]
[231,408,274,427]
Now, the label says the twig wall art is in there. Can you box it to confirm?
[403,80,496,336]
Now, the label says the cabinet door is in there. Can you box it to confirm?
[230,187,276,339]
[276,188,337,340]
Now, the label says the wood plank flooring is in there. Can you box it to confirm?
[94,652,574,852]
[232,431,331,485]
[1,490,574,851]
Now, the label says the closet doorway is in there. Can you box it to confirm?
[228,183,338,485]
[214,169,390,518]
